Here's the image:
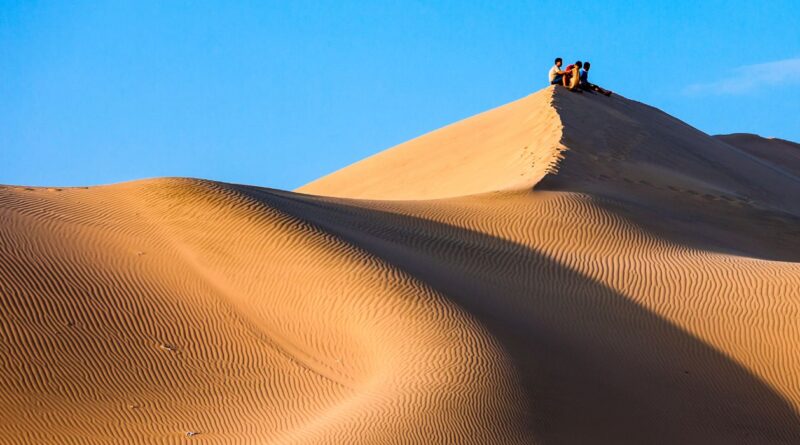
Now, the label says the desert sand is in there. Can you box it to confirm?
[1,86,799,444]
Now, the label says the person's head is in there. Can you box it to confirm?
[575,61,583,69]
[584,61,591,71]
[554,57,562,67]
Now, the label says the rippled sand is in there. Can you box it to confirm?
[2,86,799,444]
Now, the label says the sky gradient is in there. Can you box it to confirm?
[2,1,799,189]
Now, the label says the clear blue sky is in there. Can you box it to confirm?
[2,1,799,189]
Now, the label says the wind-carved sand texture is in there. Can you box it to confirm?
[1,86,799,444]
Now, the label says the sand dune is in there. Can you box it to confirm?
[714,133,800,177]
[297,87,566,200]
[1,86,799,444]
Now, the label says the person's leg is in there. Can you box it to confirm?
[593,84,612,96]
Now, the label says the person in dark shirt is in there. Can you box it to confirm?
[579,61,612,96]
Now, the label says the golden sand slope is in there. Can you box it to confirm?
[1,86,799,444]
[297,87,566,200]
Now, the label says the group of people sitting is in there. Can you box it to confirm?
[548,57,612,96]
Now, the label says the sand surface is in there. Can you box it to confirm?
[2,86,799,444]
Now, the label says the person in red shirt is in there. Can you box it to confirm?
[563,61,583,91]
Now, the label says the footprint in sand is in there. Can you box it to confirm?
[159,343,178,353]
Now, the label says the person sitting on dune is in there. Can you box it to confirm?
[563,61,583,92]
[579,61,612,96]
[548,57,567,86]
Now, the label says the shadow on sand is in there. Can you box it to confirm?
[237,184,800,444]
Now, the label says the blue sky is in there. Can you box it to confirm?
[2,1,799,189]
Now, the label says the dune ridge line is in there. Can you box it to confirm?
[2,86,800,443]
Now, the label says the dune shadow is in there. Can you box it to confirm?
[545,87,800,263]
[235,184,800,444]
[542,181,800,263]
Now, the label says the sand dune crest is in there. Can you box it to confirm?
[2,87,800,443]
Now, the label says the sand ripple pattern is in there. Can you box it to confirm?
[247,186,800,444]
[0,181,531,444]
[2,87,800,444]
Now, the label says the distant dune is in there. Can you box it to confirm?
[2,86,799,444]
[713,133,800,177]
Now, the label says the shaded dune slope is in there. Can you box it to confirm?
[541,90,800,261]
[714,133,800,177]
[2,86,800,444]
[247,186,800,444]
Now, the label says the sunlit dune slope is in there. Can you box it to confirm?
[297,87,565,200]
[2,86,800,444]
[0,179,532,444]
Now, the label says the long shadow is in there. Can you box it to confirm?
[235,184,800,444]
